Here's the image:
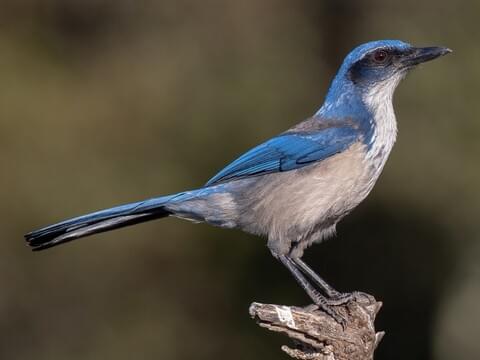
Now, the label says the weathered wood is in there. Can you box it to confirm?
[249,293,383,360]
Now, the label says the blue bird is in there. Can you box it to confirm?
[25,40,451,323]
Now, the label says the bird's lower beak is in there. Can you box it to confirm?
[401,46,452,67]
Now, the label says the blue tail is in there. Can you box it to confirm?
[25,192,192,251]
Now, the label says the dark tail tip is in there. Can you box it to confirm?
[25,211,170,251]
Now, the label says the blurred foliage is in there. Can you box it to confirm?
[1,0,479,359]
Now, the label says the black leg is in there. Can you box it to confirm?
[277,255,346,326]
[293,258,363,306]
[291,258,354,305]
[292,258,341,297]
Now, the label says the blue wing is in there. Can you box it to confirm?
[206,119,361,186]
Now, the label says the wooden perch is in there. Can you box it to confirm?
[249,293,383,360]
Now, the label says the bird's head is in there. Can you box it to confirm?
[321,40,451,115]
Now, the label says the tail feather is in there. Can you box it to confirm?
[25,195,178,251]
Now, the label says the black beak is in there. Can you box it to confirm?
[401,46,452,67]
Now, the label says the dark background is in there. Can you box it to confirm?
[1,1,479,359]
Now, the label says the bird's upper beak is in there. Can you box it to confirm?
[401,46,452,67]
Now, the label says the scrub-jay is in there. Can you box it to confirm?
[25,40,451,323]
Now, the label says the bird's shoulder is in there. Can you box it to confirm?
[284,116,360,134]
[205,116,362,186]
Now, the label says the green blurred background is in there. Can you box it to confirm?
[1,0,479,359]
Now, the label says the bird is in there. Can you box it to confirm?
[25,40,451,324]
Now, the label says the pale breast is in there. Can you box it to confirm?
[236,142,379,256]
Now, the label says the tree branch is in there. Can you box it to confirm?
[249,293,384,360]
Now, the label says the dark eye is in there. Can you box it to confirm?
[372,50,388,64]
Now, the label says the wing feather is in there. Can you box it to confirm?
[206,118,360,186]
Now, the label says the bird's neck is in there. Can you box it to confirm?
[317,78,398,162]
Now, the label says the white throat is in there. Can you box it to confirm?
[362,74,403,170]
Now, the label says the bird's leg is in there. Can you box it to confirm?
[291,258,341,297]
[292,258,357,305]
[277,254,346,326]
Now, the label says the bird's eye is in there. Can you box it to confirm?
[372,50,388,64]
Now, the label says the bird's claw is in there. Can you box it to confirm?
[325,291,354,306]
[311,290,348,329]
[325,290,370,305]
[311,290,372,329]
[350,291,374,302]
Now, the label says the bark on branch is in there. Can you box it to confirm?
[249,293,383,360]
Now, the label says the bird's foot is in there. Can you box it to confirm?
[324,290,371,306]
[310,290,347,328]
[324,291,354,306]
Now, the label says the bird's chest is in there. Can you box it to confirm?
[293,142,378,218]
[241,143,376,233]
